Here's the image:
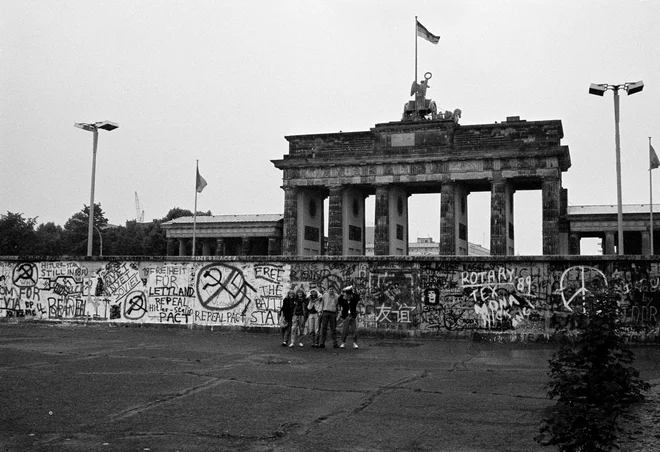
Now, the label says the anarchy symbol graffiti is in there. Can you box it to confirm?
[12,263,38,287]
[123,291,147,320]
[196,263,255,311]
[557,266,608,311]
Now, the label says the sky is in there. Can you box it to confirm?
[2,0,659,255]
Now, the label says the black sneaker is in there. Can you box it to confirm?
[318,344,325,348]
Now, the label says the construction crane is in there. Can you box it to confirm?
[134,192,145,223]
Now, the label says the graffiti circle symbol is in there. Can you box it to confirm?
[196,263,255,312]
[558,266,608,311]
[13,263,38,287]
[123,291,147,320]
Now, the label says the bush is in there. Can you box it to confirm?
[536,288,650,451]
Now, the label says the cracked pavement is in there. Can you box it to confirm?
[1,322,659,452]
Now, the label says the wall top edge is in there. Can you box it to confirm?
[2,255,660,263]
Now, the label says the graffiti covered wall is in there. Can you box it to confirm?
[1,257,658,341]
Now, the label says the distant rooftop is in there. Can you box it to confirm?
[162,214,283,225]
[568,204,660,215]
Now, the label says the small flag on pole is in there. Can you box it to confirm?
[416,20,440,44]
[651,144,660,170]
[196,167,207,193]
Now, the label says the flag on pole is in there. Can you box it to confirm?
[196,167,208,193]
[651,144,659,170]
[416,20,440,44]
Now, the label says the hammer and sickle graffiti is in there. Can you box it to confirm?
[12,263,38,287]
[123,291,147,320]
[196,263,255,311]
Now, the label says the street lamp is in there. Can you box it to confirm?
[74,120,118,257]
[589,81,644,255]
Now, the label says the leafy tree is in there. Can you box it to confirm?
[0,212,37,255]
[62,203,108,255]
[33,222,64,256]
[162,207,194,222]
[536,288,650,451]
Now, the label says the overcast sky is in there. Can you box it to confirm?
[2,0,659,255]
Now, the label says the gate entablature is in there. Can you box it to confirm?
[273,116,571,256]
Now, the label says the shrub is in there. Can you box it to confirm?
[536,288,650,451]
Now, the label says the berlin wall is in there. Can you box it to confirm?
[1,256,658,342]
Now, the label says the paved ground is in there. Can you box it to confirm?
[1,322,658,452]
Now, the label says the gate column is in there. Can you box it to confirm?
[490,178,514,255]
[327,186,344,256]
[440,183,456,255]
[542,176,561,255]
[282,187,298,255]
[374,186,390,255]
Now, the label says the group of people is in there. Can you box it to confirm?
[279,285,360,349]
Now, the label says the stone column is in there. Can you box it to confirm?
[569,232,581,255]
[178,239,188,257]
[374,186,390,255]
[490,179,508,255]
[268,237,280,256]
[327,186,344,256]
[241,237,251,256]
[215,238,225,256]
[604,231,616,255]
[542,176,561,255]
[642,230,652,256]
[439,183,456,255]
[282,187,298,255]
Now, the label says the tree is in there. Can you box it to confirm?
[536,288,650,451]
[33,222,64,256]
[61,203,109,255]
[162,207,194,222]
[0,212,37,255]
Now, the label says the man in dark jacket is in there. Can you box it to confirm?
[338,286,360,348]
[279,290,295,346]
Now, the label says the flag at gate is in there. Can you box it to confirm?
[416,20,440,44]
[196,167,207,193]
[651,144,659,170]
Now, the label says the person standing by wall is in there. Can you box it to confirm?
[289,289,307,347]
[279,290,295,347]
[306,289,323,347]
[318,286,340,349]
[338,286,360,348]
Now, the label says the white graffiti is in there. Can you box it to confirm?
[556,266,608,311]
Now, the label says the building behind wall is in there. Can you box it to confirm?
[272,116,571,257]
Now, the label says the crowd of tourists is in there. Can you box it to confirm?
[279,285,360,349]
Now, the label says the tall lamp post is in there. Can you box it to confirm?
[74,120,118,257]
[589,81,644,255]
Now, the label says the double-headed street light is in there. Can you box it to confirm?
[589,81,644,255]
[74,120,118,257]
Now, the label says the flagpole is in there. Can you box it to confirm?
[651,137,654,254]
[414,16,418,84]
[193,160,198,257]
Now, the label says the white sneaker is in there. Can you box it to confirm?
[339,343,345,348]
[299,343,304,347]
[289,343,294,347]
[353,343,359,348]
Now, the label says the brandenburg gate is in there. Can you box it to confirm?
[272,86,571,256]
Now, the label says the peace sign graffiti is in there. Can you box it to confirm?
[558,266,608,311]
[196,263,255,311]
